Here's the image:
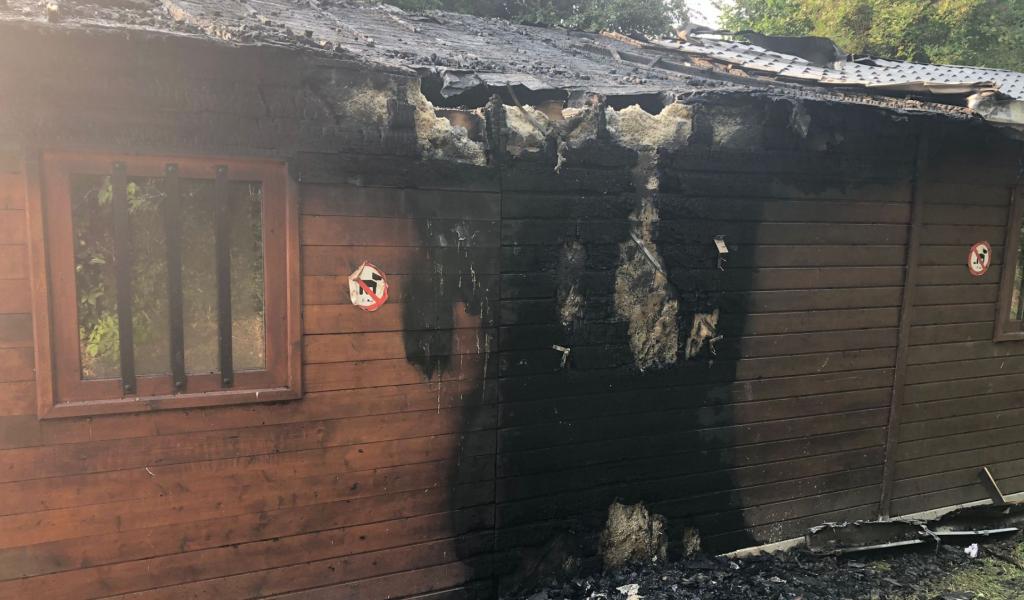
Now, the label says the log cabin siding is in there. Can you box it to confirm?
[891,133,1024,518]
[2,21,1024,600]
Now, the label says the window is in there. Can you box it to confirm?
[29,153,300,417]
[996,187,1024,341]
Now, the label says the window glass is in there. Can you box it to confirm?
[229,182,265,372]
[71,174,119,380]
[180,179,219,374]
[127,177,170,376]
[71,173,266,380]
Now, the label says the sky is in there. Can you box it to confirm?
[688,0,726,27]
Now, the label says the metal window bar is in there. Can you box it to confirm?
[163,164,187,392]
[214,165,234,387]
[111,162,137,395]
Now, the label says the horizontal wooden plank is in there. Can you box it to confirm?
[909,322,994,346]
[500,385,890,430]
[919,224,1006,245]
[301,184,500,220]
[301,246,501,276]
[722,287,902,312]
[303,274,500,306]
[304,300,497,335]
[921,203,1008,226]
[0,378,495,454]
[897,440,1024,481]
[920,244,1004,267]
[500,365,895,407]
[910,303,994,326]
[662,170,911,202]
[499,438,884,504]
[900,406,1024,443]
[0,210,25,244]
[0,381,34,417]
[654,197,910,224]
[502,220,910,247]
[0,506,492,599]
[916,264,1001,285]
[503,244,908,273]
[0,429,494,518]
[908,339,1024,365]
[0,456,493,551]
[0,347,32,382]
[915,284,997,306]
[903,390,1024,424]
[498,426,886,480]
[896,422,1024,462]
[0,245,27,279]
[893,456,1024,500]
[906,355,1024,385]
[0,173,25,209]
[498,407,887,455]
[0,407,495,483]
[889,474,1024,518]
[905,371,1024,404]
[0,281,30,314]
[724,308,899,335]
[918,182,1012,207]
[302,215,499,248]
[304,355,495,393]
[304,329,496,364]
[0,314,32,348]
[498,324,898,358]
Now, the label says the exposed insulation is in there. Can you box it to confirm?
[614,197,679,371]
[408,85,486,165]
[606,102,693,150]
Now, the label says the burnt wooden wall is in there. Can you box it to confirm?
[2,19,1024,600]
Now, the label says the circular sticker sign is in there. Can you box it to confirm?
[349,262,389,311]
[967,241,993,277]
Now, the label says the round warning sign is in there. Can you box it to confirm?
[349,262,389,311]
[967,241,993,277]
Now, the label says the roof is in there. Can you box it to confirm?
[3,0,1024,130]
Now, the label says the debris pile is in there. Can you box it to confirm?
[516,534,1024,600]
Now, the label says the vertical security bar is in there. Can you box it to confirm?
[163,164,187,392]
[111,162,136,395]
[214,165,234,387]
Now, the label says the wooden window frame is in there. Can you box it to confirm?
[995,186,1024,341]
[27,152,302,418]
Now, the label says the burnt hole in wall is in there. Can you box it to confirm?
[418,70,568,111]
[604,92,673,115]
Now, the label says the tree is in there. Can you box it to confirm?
[719,0,1024,72]
[380,0,690,37]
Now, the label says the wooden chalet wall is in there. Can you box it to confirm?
[888,130,1024,517]
[0,24,499,600]
[1,19,1024,600]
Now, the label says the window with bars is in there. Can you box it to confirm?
[996,187,1024,341]
[30,153,300,417]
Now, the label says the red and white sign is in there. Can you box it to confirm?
[349,262,389,311]
[967,241,993,277]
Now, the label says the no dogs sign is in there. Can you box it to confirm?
[349,262,389,311]
[967,241,992,277]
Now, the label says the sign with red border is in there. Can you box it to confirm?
[967,241,993,277]
[348,262,389,311]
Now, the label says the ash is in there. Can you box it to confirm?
[514,535,1024,600]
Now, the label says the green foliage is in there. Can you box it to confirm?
[380,0,689,36]
[719,0,1024,71]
